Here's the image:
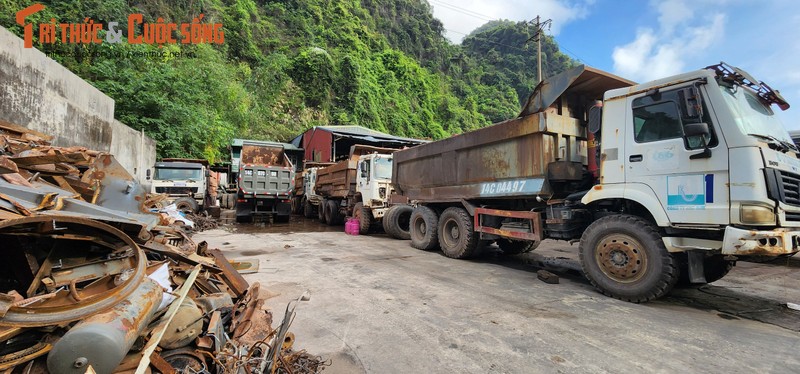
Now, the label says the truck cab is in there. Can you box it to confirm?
[356,153,394,218]
[149,160,208,213]
[585,62,798,258]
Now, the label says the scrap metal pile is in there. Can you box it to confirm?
[0,121,324,373]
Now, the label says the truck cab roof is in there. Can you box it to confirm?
[155,162,204,169]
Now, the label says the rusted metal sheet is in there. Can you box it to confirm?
[0,156,18,174]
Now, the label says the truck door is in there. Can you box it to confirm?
[625,85,729,225]
[357,158,372,199]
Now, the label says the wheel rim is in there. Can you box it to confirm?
[418,219,426,235]
[595,234,647,283]
[442,218,459,248]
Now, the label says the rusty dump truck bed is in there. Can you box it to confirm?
[315,145,395,198]
[392,65,634,203]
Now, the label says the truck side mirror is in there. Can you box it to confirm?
[206,169,210,178]
[680,86,703,118]
[684,122,712,159]
[360,162,368,178]
[146,169,151,180]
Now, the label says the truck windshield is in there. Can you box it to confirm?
[154,168,203,181]
[374,158,392,180]
[718,84,793,143]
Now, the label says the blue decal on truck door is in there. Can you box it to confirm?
[666,174,707,210]
[705,174,714,203]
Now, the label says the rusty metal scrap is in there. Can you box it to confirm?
[0,122,324,373]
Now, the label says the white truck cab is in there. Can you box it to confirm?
[584,62,799,259]
[149,160,208,213]
[357,153,394,219]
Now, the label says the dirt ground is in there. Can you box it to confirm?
[195,216,800,373]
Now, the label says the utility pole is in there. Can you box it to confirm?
[527,16,552,83]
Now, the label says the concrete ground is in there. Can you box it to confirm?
[195,216,800,373]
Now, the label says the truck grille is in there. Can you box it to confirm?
[155,186,198,195]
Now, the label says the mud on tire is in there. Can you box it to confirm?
[303,199,315,218]
[437,207,479,259]
[578,214,678,303]
[353,202,373,234]
[383,205,413,240]
[410,206,439,250]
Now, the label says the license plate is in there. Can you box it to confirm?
[174,182,186,187]
[257,201,264,206]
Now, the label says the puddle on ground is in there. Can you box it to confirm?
[225,214,342,234]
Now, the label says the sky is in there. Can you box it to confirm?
[429,0,800,130]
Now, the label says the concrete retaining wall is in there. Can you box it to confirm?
[0,26,156,183]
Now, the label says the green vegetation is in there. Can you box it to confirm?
[0,0,575,161]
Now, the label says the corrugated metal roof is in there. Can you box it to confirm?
[231,138,303,151]
[316,125,427,144]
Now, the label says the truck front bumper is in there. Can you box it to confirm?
[722,226,800,256]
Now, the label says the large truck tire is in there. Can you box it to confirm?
[676,255,735,287]
[353,202,373,234]
[383,205,412,240]
[291,197,299,215]
[325,199,343,225]
[410,206,439,250]
[437,207,479,259]
[174,197,199,214]
[318,199,328,223]
[497,238,538,255]
[303,199,315,218]
[579,214,678,303]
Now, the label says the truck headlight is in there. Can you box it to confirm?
[740,205,775,225]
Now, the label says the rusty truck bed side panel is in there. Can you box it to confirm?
[392,65,635,203]
[392,113,584,202]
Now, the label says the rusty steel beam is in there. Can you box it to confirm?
[473,208,544,242]
[206,248,249,298]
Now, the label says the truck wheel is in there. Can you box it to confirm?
[578,215,678,303]
[174,197,199,214]
[497,239,538,255]
[676,255,735,287]
[353,202,373,234]
[325,199,343,225]
[383,205,412,240]
[303,199,314,218]
[437,207,479,259]
[410,206,439,250]
[319,199,328,223]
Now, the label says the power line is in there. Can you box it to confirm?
[429,0,495,22]
[429,0,590,65]
[445,28,528,53]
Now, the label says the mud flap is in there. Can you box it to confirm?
[687,250,707,284]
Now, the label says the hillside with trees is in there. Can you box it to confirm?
[0,0,576,161]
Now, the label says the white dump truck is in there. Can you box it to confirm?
[149,159,209,213]
[390,62,798,302]
[315,145,398,234]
